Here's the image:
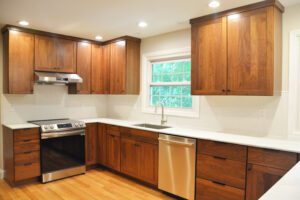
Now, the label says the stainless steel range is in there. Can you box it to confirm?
[29,119,86,183]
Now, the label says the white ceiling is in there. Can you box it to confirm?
[0,0,298,41]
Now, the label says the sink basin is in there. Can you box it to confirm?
[133,123,171,130]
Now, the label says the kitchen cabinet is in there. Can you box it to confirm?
[3,126,41,186]
[106,125,121,171]
[98,123,107,165]
[246,147,297,200]
[120,137,139,177]
[3,30,34,94]
[69,42,92,94]
[104,38,141,94]
[91,44,110,94]
[85,123,98,166]
[190,1,284,96]
[35,35,76,73]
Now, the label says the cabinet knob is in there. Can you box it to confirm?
[247,164,253,171]
[227,89,231,92]
[222,89,226,93]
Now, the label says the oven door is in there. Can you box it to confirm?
[41,129,85,174]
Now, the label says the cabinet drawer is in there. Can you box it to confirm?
[15,151,40,165]
[14,128,39,142]
[197,139,247,161]
[14,140,40,154]
[196,178,245,200]
[248,147,297,170]
[107,125,120,132]
[15,162,40,181]
[197,154,246,189]
[121,128,158,144]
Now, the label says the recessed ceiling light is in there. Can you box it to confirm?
[95,35,103,41]
[138,21,148,28]
[18,20,29,26]
[209,1,220,8]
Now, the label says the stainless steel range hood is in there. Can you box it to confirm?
[35,72,82,85]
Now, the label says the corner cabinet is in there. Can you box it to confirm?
[190,0,284,96]
[3,30,34,94]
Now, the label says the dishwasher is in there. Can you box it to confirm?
[158,134,196,200]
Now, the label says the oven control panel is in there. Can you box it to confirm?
[41,121,86,132]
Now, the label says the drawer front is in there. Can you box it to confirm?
[121,128,158,144]
[15,151,40,165]
[15,162,41,181]
[197,154,246,189]
[197,139,247,162]
[107,125,120,132]
[248,147,297,170]
[14,128,39,142]
[14,140,40,154]
[196,178,245,200]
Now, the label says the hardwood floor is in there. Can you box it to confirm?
[0,169,174,200]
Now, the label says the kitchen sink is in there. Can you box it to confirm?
[133,123,171,130]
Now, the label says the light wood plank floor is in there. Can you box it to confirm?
[0,169,175,200]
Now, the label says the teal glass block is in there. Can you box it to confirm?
[183,61,191,72]
[162,74,171,82]
[183,73,191,81]
[182,86,191,96]
[182,97,192,108]
[168,97,181,108]
[150,95,160,106]
[152,75,161,82]
[174,62,183,73]
[171,74,183,82]
[150,86,160,95]
[170,86,182,95]
[152,63,163,75]
[160,86,170,95]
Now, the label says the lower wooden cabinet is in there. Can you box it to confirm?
[121,137,139,177]
[196,178,245,200]
[3,126,41,186]
[246,164,286,200]
[85,123,98,166]
[106,127,121,171]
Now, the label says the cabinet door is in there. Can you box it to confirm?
[6,31,34,94]
[76,42,91,94]
[106,132,121,171]
[56,38,76,73]
[227,8,271,95]
[246,164,286,200]
[85,123,98,166]
[191,17,227,95]
[138,141,158,185]
[34,35,57,72]
[98,124,107,165]
[110,41,126,94]
[91,44,110,94]
[120,137,139,178]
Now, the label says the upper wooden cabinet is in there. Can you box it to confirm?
[190,0,284,96]
[3,30,34,94]
[105,38,141,95]
[35,35,76,73]
[69,42,92,94]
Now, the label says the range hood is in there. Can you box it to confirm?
[35,72,82,85]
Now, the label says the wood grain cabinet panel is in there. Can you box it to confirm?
[121,137,139,178]
[106,131,121,171]
[55,38,76,73]
[197,154,246,189]
[246,164,286,200]
[85,123,98,166]
[70,42,92,94]
[91,44,110,94]
[15,162,41,182]
[190,1,283,96]
[196,178,245,200]
[98,124,107,165]
[3,30,34,94]
[191,17,227,95]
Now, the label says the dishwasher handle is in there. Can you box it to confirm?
[158,138,195,147]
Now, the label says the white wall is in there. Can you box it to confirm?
[107,4,300,139]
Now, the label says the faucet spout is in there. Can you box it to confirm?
[155,103,167,126]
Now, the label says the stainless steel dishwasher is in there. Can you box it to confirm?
[158,134,196,200]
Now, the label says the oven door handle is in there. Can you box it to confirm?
[41,129,85,139]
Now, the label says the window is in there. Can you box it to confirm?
[150,59,192,109]
[141,47,199,118]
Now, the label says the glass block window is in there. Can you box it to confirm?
[149,59,192,109]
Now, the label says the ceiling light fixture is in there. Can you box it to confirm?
[95,35,103,41]
[18,20,29,26]
[208,1,220,8]
[138,21,148,28]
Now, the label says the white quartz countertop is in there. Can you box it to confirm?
[80,118,300,154]
[259,161,300,200]
[3,123,40,130]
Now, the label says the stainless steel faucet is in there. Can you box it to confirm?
[155,103,167,126]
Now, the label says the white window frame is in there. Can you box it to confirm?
[141,47,199,118]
